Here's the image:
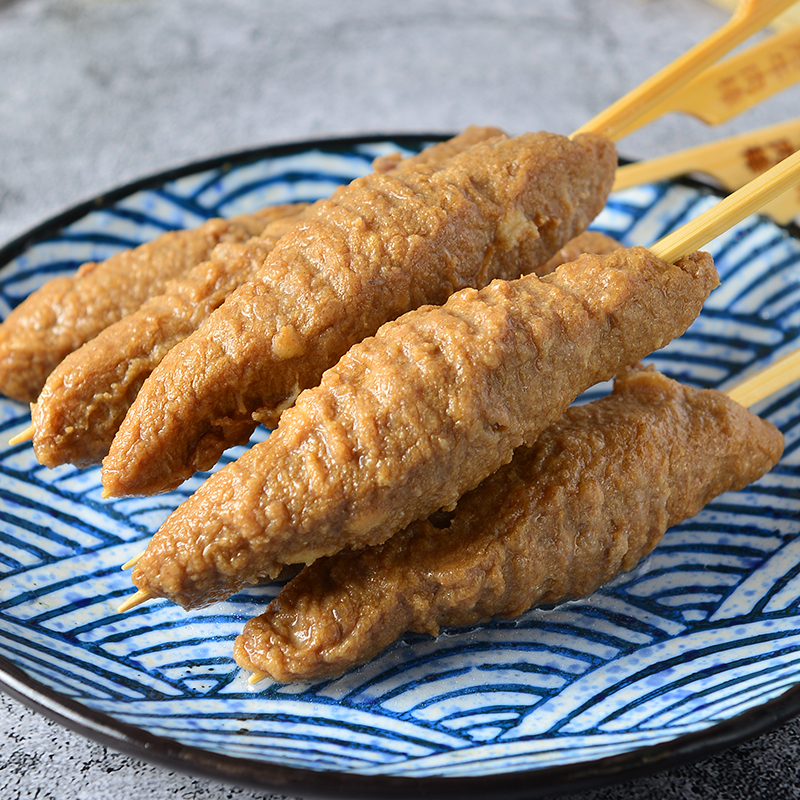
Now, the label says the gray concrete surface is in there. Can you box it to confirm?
[2,0,800,798]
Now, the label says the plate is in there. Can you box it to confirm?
[2,134,800,799]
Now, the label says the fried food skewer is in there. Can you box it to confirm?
[24,128,504,470]
[116,148,800,614]
[237,366,783,683]
[0,203,303,404]
[102,130,618,497]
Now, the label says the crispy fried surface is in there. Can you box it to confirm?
[103,131,617,496]
[0,205,298,403]
[234,367,783,682]
[131,246,719,609]
[30,208,307,468]
[31,129,504,469]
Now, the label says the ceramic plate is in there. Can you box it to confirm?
[2,135,800,799]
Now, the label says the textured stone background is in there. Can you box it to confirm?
[3,0,800,798]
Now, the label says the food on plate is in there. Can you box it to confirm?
[0,203,302,404]
[27,129,507,469]
[29,208,307,468]
[102,130,617,496]
[127,244,718,610]
[233,365,783,682]
[31,229,619,469]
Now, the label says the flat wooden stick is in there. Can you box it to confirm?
[650,147,800,263]
[614,117,800,225]
[614,118,800,192]
[612,22,800,139]
[573,0,798,141]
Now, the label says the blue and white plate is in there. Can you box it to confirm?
[1,135,800,798]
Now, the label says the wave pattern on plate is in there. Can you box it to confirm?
[1,140,800,781]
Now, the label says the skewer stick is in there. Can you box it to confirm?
[613,118,800,194]
[651,147,800,262]
[116,588,151,613]
[572,0,798,141]
[121,551,144,570]
[612,22,800,139]
[248,671,269,685]
[8,425,34,446]
[726,348,800,407]
[645,150,800,407]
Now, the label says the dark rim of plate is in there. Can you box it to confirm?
[1,133,800,799]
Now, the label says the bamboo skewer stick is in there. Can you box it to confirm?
[651,148,800,262]
[116,589,151,614]
[121,552,144,571]
[612,22,800,140]
[726,348,800,406]
[8,425,34,446]
[572,0,799,141]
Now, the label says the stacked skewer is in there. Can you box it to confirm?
[4,0,800,683]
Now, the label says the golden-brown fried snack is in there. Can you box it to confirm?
[234,366,783,682]
[0,204,301,403]
[103,131,617,496]
[129,245,718,610]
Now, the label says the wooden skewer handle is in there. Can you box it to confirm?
[573,0,799,141]
[614,118,800,193]
[613,21,800,139]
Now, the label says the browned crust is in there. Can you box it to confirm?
[30,209,307,468]
[130,245,719,610]
[233,366,783,682]
[30,128,506,469]
[0,204,301,403]
[103,131,618,496]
